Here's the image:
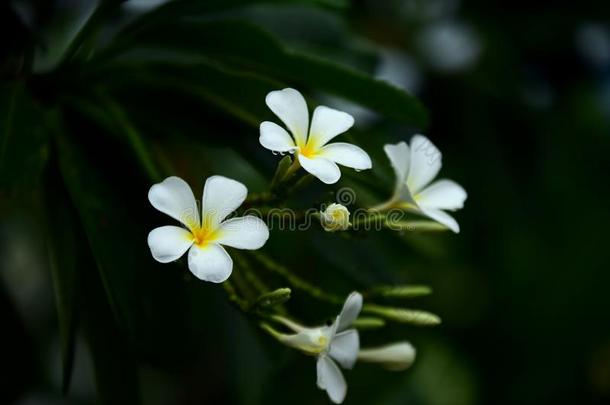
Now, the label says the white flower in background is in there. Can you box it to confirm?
[357,342,416,371]
[147,176,269,283]
[259,88,372,184]
[382,135,467,233]
[273,292,362,403]
[320,203,351,232]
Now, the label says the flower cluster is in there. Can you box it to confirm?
[146,88,466,403]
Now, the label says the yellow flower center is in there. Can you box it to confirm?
[318,335,328,346]
[299,138,319,158]
[190,225,221,247]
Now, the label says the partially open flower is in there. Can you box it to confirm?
[271,292,362,404]
[259,88,372,184]
[320,203,351,232]
[147,176,269,283]
[381,135,467,233]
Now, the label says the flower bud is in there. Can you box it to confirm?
[357,342,416,370]
[320,203,351,232]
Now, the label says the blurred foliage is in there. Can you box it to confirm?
[1,0,610,405]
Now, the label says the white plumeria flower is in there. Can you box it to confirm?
[383,135,467,233]
[273,292,362,404]
[147,176,269,283]
[259,88,372,184]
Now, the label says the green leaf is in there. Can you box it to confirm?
[0,84,49,195]
[43,161,81,394]
[55,129,139,338]
[79,232,141,405]
[120,0,349,38]
[101,20,428,127]
[93,59,283,128]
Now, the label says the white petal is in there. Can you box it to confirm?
[357,342,416,371]
[259,121,297,152]
[308,106,354,148]
[216,216,269,250]
[201,176,247,230]
[319,143,372,170]
[148,176,199,229]
[265,88,309,146]
[187,243,233,283]
[298,154,341,184]
[383,142,410,190]
[407,135,442,194]
[419,207,460,233]
[329,330,359,369]
[416,179,467,211]
[336,292,363,331]
[147,226,193,263]
[316,356,347,404]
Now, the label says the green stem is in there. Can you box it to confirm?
[233,251,267,294]
[368,199,398,212]
[249,251,342,305]
[282,156,301,181]
[222,280,250,312]
[352,212,387,228]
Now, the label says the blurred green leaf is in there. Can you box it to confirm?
[32,0,98,72]
[55,128,140,339]
[0,84,49,195]
[43,159,80,394]
[97,95,163,182]
[90,58,282,128]
[102,20,428,127]
[121,0,349,37]
[79,232,141,405]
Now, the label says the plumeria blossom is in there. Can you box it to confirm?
[259,88,372,184]
[382,135,467,233]
[271,292,362,403]
[147,176,269,283]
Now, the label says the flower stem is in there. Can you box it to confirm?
[222,280,250,312]
[282,156,301,180]
[368,199,397,212]
[249,251,343,305]
[233,251,267,294]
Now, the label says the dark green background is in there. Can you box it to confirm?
[1,0,609,404]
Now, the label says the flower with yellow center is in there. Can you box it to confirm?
[272,292,362,404]
[259,88,372,184]
[147,176,269,283]
[379,135,467,233]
